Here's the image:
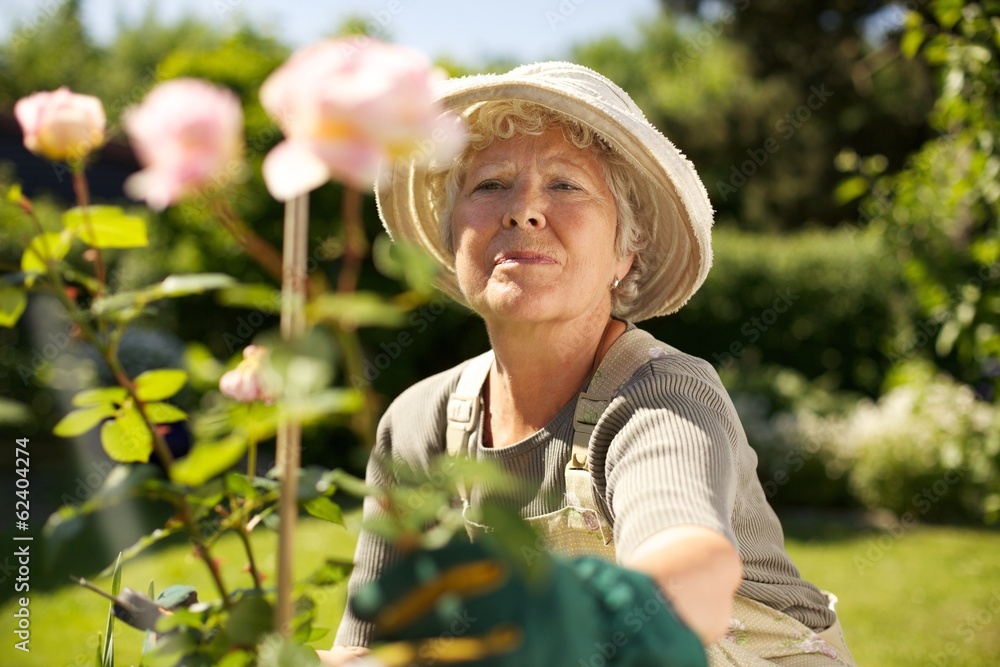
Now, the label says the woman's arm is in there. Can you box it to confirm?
[623,524,742,645]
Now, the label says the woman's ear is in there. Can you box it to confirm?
[616,253,635,281]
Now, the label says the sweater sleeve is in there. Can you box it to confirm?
[332,411,403,648]
[597,358,739,562]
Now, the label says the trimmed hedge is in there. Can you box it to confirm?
[645,226,910,397]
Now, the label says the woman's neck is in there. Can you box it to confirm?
[483,310,626,448]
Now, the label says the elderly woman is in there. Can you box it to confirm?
[320,63,856,666]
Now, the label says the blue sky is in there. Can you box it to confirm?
[2,0,661,65]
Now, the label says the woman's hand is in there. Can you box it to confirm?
[315,645,370,666]
[623,525,743,645]
[349,536,707,667]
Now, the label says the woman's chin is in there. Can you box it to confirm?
[475,288,592,326]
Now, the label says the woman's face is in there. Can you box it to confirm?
[451,127,633,326]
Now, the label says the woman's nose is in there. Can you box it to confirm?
[502,187,547,229]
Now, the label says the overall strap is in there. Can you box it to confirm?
[445,350,494,503]
[565,328,673,543]
[568,327,662,472]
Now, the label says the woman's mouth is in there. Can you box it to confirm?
[494,251,556,265]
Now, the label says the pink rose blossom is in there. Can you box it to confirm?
[123,79,244,211]
[259,37,466,199]
[14,87,106,162]
[219,345,276,404]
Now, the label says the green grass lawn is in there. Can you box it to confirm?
[3,513,999,666]
[780,514,1000,667]
[0,515,360,667]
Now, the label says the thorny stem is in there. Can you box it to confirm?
[335,188,379,446]
[211,199,285,286]
[37,256,236,602]
[336,188,367,294]
[247,435,258,479]
[13,179,235,607]
[183,503,231,605]
[71,167,107,295]
[336,328,377,447]
[237,524,263,590]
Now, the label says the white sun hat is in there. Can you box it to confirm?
[375,61,714,321]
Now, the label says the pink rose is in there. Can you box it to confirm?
[219,345,276,404]
[14,87,106,162]
[260,37,466,199]
[123,79,244,211]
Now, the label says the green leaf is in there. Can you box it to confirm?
[297,466,330,502]
[72,387,128,408]
[21,232,72,283]
[304,559,351,587]
[833,176,869,205]
[216,649,253,667]
[224,472,259,498]
[281,389,365,424]
[256,634,320,667]
[158,273,237,296]
[936,319,961,356]
[901,26,925,59]
[226,595,274,646]
[322,468,370,499]
[92,273,236,316]
[145,402,188,424]
[302,496,344,525]
[372,234,439,294]
[218,284,282,313]
[935,3,963,29]
[53,404,117,437]
[98,527,182,577]
[0,398,31,426]
[100,409,153,463]
[306,627,330,642]
[6,183,22,203]
[307,291,409,328]
[64,206,148,248]
[170,435,248,487]
[102,552,123,667]
[0,285,27,328]
[134,369,188,402]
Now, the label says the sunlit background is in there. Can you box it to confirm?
[0,1,998,666]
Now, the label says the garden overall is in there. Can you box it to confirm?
[445,329,858,667]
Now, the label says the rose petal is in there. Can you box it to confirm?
[123,79,243,208]
[262,140,332,201]
[13,87,106,161]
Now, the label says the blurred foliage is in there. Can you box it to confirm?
[646,227,909,397]
[804,360,999,523]
[849,0,1000,398]
[0,2,220,131]
[577,3,935,231]
[1,0,997,532]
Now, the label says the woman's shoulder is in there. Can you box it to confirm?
[621,340,728,397]
[607,338,742,434]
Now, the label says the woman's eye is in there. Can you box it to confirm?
[551,180,578,191]
[473,180,504,191]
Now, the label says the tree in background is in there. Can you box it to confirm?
[577,0,935,231]
[851,0,1000,397]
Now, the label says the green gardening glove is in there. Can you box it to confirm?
[351,536,706,667]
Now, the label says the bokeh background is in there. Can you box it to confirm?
[0,1,998,665]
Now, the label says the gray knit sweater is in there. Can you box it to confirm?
[334,347,837,647]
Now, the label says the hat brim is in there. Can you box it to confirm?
[375,62,714,322]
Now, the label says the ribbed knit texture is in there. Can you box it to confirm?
[333,347,837,648]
